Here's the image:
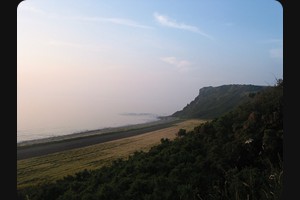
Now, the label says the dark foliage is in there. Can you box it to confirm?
[18,81,283,200]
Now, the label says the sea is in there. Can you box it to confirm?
[17,112,162,143]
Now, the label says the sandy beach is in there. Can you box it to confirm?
[17,117,180,160]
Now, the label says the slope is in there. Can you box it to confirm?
[172,84,268,119]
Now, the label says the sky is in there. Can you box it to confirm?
[17,0,283,132]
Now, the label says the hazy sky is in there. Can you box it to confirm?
[17,0,282,131]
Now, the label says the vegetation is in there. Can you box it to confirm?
[172,84,268,119]
[17,80,282,199]
[17,120,205,189]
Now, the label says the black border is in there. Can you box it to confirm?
[280,0,298,199]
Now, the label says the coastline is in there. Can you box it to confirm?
[17,116,181,160]
[17,116,178,147]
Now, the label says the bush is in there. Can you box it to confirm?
[177,129,186,137]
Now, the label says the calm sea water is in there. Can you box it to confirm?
[17,113,161,143]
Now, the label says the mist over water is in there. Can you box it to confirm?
[17,111,162,143]
[16,64,183,143]
[17,75,177,143]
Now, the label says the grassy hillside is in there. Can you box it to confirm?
[17,120,205,189]
[17,80,282,200]
[172,84,268,119]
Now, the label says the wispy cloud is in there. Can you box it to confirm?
[20,5,152,29]
[73,16,153,29]
[161,56,192,71]
[45,40,113,52]
[153,12,213,40]
[260,39,283,44]
[259,39,283,60]
[269,48,283,59]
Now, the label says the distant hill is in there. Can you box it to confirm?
[172,84,268,119]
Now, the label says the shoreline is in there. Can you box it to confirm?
[17,117,181,160]
[17,116,177,147]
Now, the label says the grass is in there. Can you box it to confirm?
[17,119,206,189]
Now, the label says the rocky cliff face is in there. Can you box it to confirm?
[172,84,268,119]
